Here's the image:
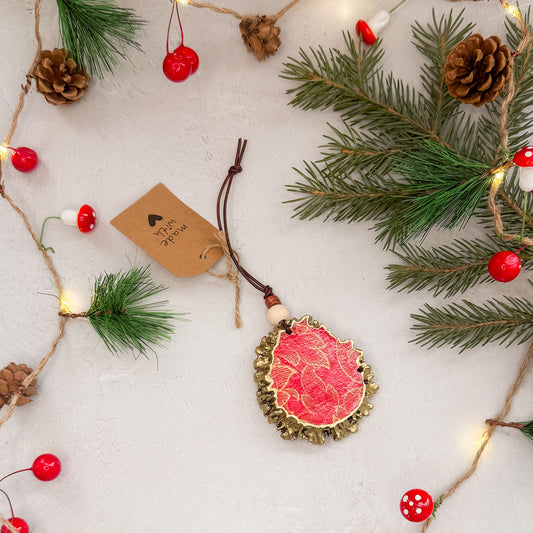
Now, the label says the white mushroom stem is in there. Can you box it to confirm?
[368,10,390,35]
[60,209,78,227]
[518,167,533,192]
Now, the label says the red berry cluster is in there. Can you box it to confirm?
[163,45,199,83]
[0,454,61,533]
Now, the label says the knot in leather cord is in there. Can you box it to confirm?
[229,165,242,174]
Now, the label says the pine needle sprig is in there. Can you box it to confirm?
[378,141,492,243]
[387,237,533,297]
[56,0,145,77]
[411,9,475,137]
[320,122,413,177]
[86,266,184,356]
[411,296,533,353]
[285,161,407,224]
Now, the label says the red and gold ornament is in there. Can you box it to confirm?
[162,1,199,83]
[217,140,378,444]
[400,489,434,522]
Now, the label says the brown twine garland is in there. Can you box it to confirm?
[186,0,302,21]
[202,230,242,328]
[0,3,66,528]
[422,340,533,531]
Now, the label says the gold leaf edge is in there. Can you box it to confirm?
[254,315,378,445]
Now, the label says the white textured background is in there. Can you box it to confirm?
[1,0,533,531]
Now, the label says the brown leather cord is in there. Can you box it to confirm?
[216,139,274,299]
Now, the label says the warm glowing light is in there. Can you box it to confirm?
[59,297,71,313]
[501,2,522,22]
[0,144,9,160]
[176,0,189,5]
[479,431,489,447]
[491,169,506,186]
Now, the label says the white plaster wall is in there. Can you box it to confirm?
[1,1,532,532]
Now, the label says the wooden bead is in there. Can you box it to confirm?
[264,295,281,308]
[267,304,290,326]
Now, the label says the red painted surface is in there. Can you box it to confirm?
[269,318,364,426]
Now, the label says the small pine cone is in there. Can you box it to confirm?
[444,34,512,106]
[34,48,90,105]
[0,362,37,409]
[239,16,281,61]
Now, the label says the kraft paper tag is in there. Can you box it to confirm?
[110,183,223,277]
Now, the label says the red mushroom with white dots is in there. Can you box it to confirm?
[513,145,533,191]
[60,204,97,233]
[399,488,434,522]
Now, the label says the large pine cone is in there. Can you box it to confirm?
[0,362,37,409]
[34,48,90,105]
[444,34,511,106]
[239,16,281,61]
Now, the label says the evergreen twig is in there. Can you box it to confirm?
[411,296,533,353]
[86,266,185,356]
[56,0,145,77]
[387,237,533,297]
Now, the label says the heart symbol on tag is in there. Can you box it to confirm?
[148,214,163,227]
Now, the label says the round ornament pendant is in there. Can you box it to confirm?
[255,316,378,444]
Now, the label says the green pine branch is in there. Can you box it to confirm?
[387,237,533,298]
[411,296,533,353]
[56,0,145,77]
[86,265,186,356]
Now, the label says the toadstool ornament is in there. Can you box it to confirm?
[400,489,434,522]
[513,145,533,191]
[60,204,97,233]
[356,10,391,45]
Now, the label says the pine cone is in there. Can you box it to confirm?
[34,48,90,105]
[0,362,37,409]
[239,16,281,61]
[444,34,511,106]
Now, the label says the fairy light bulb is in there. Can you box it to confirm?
[0,144,8,160]
[176,0,189,5]
[491,168,506,186]
[501,2,522,22]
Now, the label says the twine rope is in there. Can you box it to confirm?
[186,0,303,21]
[488,5,533,243]
[0,9,68,533]
[202,230,242,328]
[422,339,533,531]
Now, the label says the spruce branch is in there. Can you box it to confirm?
[411,296,533,352]
[86,266,185,356]
[381,141,492,242]
[285,161,407,224]
[387,237,533,297]
[56,0,145,77]
[411,9,475,137]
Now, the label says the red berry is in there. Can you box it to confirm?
[31,453,61,481]
[488,251,522,282]
[1,517,29,533]
[162,53,192,82]
[11,147,38,173]
[400,489,433,522]
[173,45,199,74]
